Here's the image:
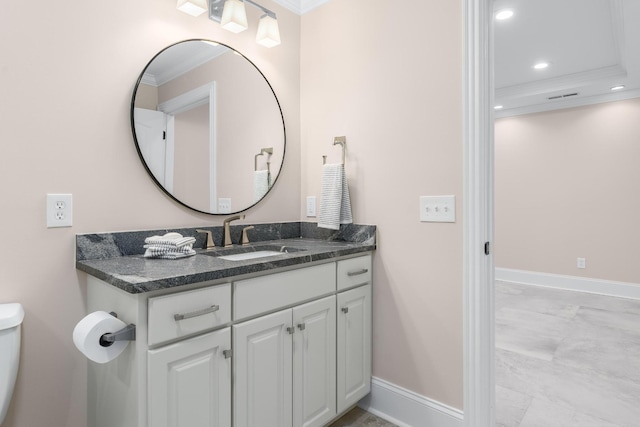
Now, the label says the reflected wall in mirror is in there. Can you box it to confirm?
[131,39,285,214]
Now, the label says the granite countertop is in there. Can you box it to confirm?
[76,222,376,294]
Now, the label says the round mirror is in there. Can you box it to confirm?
[131,39,285,214]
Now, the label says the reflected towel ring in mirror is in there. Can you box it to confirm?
[130,39,285,215]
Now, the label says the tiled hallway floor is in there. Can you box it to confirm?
[329,407,397,427]
[495,281,640,427]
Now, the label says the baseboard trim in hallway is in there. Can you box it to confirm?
[358,377,464,427]
[496,268,640,300]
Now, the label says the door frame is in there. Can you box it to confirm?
[158,82,217,212]
[463,0,495,426]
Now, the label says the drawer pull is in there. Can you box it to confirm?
[341,307,349,314]
[223,349,233,359]
[287,326,295,334]
[173,305,220,321]
[297,323,306,331]
[347,268,369,277]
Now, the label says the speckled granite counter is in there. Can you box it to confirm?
[76,222,376,294]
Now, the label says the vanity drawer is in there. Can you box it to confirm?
[234,263,336,321]
[148,284,231,346]
[337,255,372,291]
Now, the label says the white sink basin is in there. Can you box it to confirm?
[217,250,283,261]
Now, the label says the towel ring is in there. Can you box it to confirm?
[255,147,273,171]
[322,136,346,165]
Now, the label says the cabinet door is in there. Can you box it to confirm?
[234,309,293,427]
[148,328,231,427]
[337,284,372,414]
[292,296,337,427]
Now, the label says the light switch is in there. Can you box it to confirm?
[420,195,456,223]
[306,196,316,217]
[218,198,231,214]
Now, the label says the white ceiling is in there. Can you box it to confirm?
[494,0,640,117]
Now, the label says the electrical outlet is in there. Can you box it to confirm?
[420,195,456,222]
[306,196,316,217]
[577,257,586,269]
[218,198,231,214]
[47,194,73,228]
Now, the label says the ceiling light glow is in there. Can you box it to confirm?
[611,85,625,91]
[494,105,504,110]
[534,62,549,70]
[495,10,514,20]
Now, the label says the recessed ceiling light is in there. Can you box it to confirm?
[495,10,514,20]
[611,85,625,91]
[533,62,549,70]
[494,105,504,110]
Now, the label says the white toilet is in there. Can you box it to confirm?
[0,303,24,425]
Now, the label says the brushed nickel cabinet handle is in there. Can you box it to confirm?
[347,268,369,277]
[341,307,349,314]
[287,326,295,334]
[174,305,220,321]
[297,323,306,331]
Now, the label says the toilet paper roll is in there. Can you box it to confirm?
[73,311,129,364]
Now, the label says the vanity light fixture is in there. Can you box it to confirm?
[495,9,514,20]
[611,85,625,91]
[256,12,281,47]
[494,105,504,110]
[533,62,549,70]
[178,0,281,47]
[220,0,248,33]
[177,0,208,16]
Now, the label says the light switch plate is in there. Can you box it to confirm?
[218,198,231,214]
[420,195,456,222]
[306,196,316,217]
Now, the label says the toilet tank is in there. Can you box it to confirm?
[0,303,24,425]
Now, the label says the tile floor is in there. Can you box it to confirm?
[329,407,397,427]
[495,281,640,427]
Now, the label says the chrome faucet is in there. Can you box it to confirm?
[222,214,245,247]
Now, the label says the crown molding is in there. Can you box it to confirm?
[495,88,640,118]
[271,0,329,15]
[496,65,627,100]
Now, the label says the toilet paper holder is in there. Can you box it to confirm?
[98,312,136,348]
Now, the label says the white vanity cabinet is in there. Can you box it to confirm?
[148,328,232,427]
[233,296,337,427]
[84,253,372,427]
[337,285,371,414]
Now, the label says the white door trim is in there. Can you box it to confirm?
[463,0,494,426]
[158,82,218,212]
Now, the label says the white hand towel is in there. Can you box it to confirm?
[318,163,353,230]
[143,232,196,259]
[253,170,270,202]
[144,233,195,248]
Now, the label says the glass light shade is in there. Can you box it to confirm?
[176,0,207,17]
[256,14,281,48]
[221,0,248,33]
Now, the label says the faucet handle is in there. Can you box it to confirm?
[196,229,215,249]
[240,226,255,246]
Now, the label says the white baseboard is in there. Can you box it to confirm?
[495,268,640,300]
[358,377,464,427]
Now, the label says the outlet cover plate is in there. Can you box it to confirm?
[47,194,73,228]
[420,195,456,223]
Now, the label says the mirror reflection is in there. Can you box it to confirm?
[131,39,285,214]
